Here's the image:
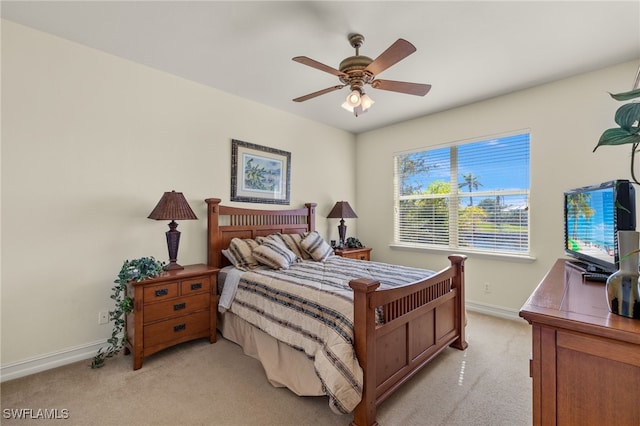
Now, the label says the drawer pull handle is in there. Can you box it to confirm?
[360,256,365,260]
[155,288,169,297]
[173,303,186,311]
[190,282,202,290]
[174,323,186,332]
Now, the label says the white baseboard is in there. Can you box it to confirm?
[466,300,522,321]
[1,340,106,383]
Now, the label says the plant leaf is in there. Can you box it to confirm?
[615,103,640,131]
[611,88,640,101]
[593,128,640,151]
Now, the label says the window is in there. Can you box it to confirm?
[393,132,530,255]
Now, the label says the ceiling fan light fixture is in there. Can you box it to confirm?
[343,103,368,117]
[346,90,361,107]
[360,93,374,111]
[342,88,374,116]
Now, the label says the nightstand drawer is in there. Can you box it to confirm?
[334,247,372,261]
[180,276,211,296]
[143,310,210,349]
[143,293,210,323]
[342,251,370,261]
[143,281,179,302]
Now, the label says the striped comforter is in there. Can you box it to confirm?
[226,256,435,414]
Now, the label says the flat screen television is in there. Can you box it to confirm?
[564,180,636,274]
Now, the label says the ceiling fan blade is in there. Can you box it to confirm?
[293,85,345,102]
[371,79,432,96]
[365,39,417,76]
[292,56,347,77]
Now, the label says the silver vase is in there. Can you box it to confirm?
[606,230,640,319]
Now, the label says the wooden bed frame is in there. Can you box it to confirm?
[205,198,467,426]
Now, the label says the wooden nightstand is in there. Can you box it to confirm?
[334,247,372,261]
[124,264,219,370]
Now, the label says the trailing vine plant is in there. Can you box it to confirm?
[91,257,167,368]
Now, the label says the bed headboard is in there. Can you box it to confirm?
[205,198,317,268]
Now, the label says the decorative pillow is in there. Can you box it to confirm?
[264,233,310,260]
[253,240,298,270]
[223,238,261,270]
[301,231,334,261]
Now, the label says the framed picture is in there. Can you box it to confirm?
[231,139,291,205]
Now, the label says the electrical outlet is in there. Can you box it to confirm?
[483,283,491,293]
[98,311,109,325]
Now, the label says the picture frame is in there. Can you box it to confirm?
[231,139,291,205]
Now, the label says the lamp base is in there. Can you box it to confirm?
[338,220,347,249]
[166,261,184,271]
[165,221,184,271]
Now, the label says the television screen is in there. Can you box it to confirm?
[564,180,635,273]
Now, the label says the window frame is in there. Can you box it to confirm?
[393,131,532,258]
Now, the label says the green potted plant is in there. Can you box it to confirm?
[593,67,640,184]
[91,257,167,368]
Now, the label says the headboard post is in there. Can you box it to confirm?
[205,198,222,268]
[305,203,317,232]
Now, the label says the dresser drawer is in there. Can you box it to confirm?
[143,310,210,350]
[180,276,211,296]
[143,281,179,302]
[143,293,210,323]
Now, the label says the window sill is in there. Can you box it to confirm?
[389,243,537,262]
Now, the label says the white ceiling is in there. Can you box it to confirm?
[2,1,639,134]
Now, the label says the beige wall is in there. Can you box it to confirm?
[355,59,640,316]
[1,21,355,366]
[3,19,639,373]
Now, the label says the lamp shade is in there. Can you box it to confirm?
[148,190,198,221]
[360,93,374,110]
[345,90,361,108]
[327,201,358,219]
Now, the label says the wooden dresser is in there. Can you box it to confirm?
[519,259,640,425]
[125,264,219,370]
[333,247,372,261]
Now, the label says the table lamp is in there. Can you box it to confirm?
[148,190,198,270]
[327,201,358,249]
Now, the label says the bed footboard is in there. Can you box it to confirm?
[349,254,467,426]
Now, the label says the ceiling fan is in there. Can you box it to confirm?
[292,33,431,116]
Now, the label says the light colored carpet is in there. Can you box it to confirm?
[1,312,532,425]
